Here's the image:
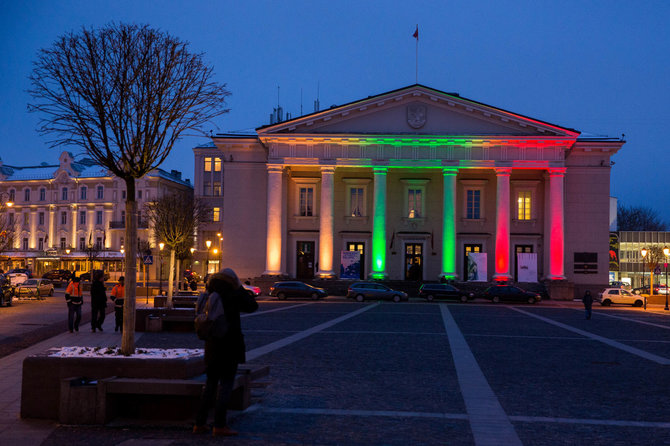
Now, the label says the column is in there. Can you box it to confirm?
[494,168,512,281]
[48,206,55,248]
[70,205,77,249]
[264,165,284,275]
[318,166,335,278]
[547,168,566,280]
[105,209,113,249]
[370,167,388,279]
[441,167,458,279]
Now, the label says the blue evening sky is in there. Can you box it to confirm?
[1,1,668,222]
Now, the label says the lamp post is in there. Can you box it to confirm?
[120,245,125,272]
[663,246,669,311]
[159,242,165,295]
[205,240,212,277]
[641,247,648,310]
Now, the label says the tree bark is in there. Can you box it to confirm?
[167,249,176,307]
[121,178,137,355]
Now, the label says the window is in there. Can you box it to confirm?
[203,181,211,196]
[96,237,102,250]
[61,187,68,201]
[350,188,364,217]
[466,190,481,219]
[39,212,45,225]
[9,189,15,202]
[79,211,86,225]
[214,157,222,172]
[517,191,531,220]
[213,207,220,222]
[407,188,423,218]
[61,211,67,225]
[79,237,85,250]
[60,237,66,249]
[38,238,44,251]
[138,190,142,199]
[40,188,46,201]
[97,186,104,199]
[574,252,598,274]
[79,187,87,200]
[299,187,314,216]
[96,210,103,225]
[22,237,28,250]
[121,210,125,222]
[8,213,14,225]
[213,181,222,196]
[23,213,29,226]
[122,190,126,199]
[204,157,212,172]
[24,188,30,202]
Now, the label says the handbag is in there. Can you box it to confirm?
[194,293,228,341]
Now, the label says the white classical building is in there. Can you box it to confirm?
[211,85,623,298]
[0,151,193,278]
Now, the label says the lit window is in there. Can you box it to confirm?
[466,190,481,219]
[350,188,364,217]
[214,157,222,172]
[204,157,212,172]
[81,187,87,200]
[62,187,68,201]
[213,181,222,196]
[97,186,104,199]
[299,187,314,216]
[213,207,220,222]
[408,189,422,218]
[24,188,30,202]
[517,191,532,220]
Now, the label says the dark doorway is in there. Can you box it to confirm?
[296,241,315,279]
[514,244,533,282]
[346,242,365,279]
[463,244,482,280]
[405,243,423,280]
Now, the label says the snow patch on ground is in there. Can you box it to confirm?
[48,346,203,358]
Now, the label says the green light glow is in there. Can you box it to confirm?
[371,167,387,277]
[442,168,457,277]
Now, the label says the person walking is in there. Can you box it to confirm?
[582,290,593,320]
[110,276,125,332]
[193,268,258,437]
[65,276,83,333]
[90,270,107,332]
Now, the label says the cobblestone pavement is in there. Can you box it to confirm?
[28,300,670,445]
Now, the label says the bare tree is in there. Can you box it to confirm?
[145,194,208,307]
[82,231,103,274]
[0,203,17,255]
[618,205,668,231]
[642,246,665,296]
[28,23,230,354]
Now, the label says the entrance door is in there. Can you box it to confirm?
[405,243,423,280]
[346,242,365,279]
[464,244,482,280]
[514,245,533,282]
[296,241,315,279]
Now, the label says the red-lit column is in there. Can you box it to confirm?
[264,165,284,275]
[494,168,512,281]
[547,168,566,280]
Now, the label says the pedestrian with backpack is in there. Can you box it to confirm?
[110,276,125,332]
[65,276,83,333]
[193,268,258,437]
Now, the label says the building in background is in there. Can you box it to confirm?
[0,151,192,279]
[208,85,623,298]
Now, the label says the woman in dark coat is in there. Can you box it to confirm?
[193,268,258,437]
[582,290,593,320]
[90,270,108,332]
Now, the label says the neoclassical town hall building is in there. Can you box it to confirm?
[212,85,623,297]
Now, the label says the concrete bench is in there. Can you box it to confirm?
[87,364,269,424]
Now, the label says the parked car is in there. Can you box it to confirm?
[243,283,261,297]
[8,268,32,278]
[632,285,662,295]
[269,281,327,300]
[419,283,473,302]
[6,272,29,286]
[16,278,55,298]
[598,288,644,307]
[0,275,14,307]
[346,282,408,302]
[483,285,541,304]
[42,269,73,286]
[79,271,110,282]
[183,269,202,283]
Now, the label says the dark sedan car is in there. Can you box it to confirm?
[419,283,473,302]
[346,282,408,302]
[483,285,541,304]
[269,281,327,300]
[42,269,73,286]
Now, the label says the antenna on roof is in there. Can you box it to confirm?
[270,85,284,124]
[314,81,320,113]
[300,88,303,116]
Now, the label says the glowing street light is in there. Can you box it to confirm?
[205,240,212,276]
[158,242,165,295]
[641,247,648,310]
[663,246,669,311]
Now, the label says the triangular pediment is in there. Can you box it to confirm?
[257,85,579,138]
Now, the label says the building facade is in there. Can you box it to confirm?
[0,151,193,279]
[613,231,670,288]
[212,85,623,297]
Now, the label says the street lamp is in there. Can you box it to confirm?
[120,245,125,272]
[205,240,212,276]
[663,246,669,311]
[641,247,648,310]
[159,242,165,295]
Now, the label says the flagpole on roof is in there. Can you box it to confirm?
[413,25,419,84]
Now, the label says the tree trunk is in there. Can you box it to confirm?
[176,258,182,290]
[167,249,176,307]
[121,178,137,355]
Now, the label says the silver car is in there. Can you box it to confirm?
[16,278,55,298]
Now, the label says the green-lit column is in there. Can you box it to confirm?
[370,167,388,279]
[441,167,458,280]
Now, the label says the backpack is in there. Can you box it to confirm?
[194,292,229,341]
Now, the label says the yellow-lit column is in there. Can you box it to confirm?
[70,204,77,249]
[318,166,335,278]
[48,205,55,248]
[264,165,284,275]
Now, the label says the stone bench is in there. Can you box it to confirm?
[136,308,195,332]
